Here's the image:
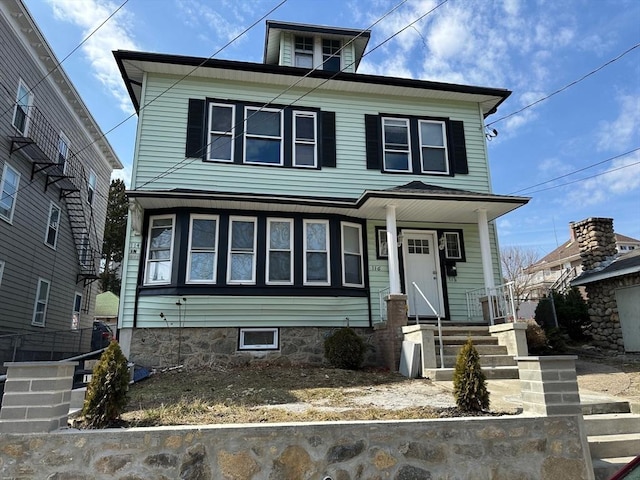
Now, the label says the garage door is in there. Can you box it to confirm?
[616,285,640,352]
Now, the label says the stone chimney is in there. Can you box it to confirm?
[569,221,576,241]
[571,217,616,272]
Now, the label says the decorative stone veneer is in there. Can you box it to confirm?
[129,326,377,369]
[0,416,594,480]
[572,218,617,272]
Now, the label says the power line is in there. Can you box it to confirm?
[136,0,449,189]
[522,158,640,195]
[508,148,640,195]
[486,42,640,127]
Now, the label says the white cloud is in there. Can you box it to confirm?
[597,94,640,151]
[176,0,247,47]
[46,0,138,113]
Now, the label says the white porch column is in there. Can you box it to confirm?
[385,205,402,294]
[476,208,495,290]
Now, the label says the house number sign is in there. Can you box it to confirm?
[129,241,141,260]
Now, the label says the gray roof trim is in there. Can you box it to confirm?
[571,250,640,286]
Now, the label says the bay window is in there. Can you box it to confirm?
[341,222,363,287]
[304,219,330,285]
[187,214,219,283]
[145,215,175,285]
[267,218,293,284]
[228,217,257,284]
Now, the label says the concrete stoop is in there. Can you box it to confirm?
[427,326,519,381]
[584,410,640,480]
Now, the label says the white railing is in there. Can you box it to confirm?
[466,282,517,325]
[377,286,390,323]
[411,282,444,369]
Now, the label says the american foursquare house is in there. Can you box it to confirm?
[115,21,529,367]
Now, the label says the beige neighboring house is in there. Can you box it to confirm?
[523,221,640,300]
[94,291,119,329]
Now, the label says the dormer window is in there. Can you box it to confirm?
[322,39,341,71]
[294,36,313,68]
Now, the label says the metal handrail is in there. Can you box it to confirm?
[411,282,444,369]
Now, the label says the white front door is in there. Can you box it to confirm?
[402,231,444,317]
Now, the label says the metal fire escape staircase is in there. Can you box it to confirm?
[9,106,101,286]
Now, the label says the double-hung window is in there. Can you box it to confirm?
[32,278,51,327]
[12,80,32,134]
[228,217,257,284]
[419,120,448,174]
[87,170,96,205]
[443,232,462,260]
[0,163,20,223]
[145,215,175,285]
[322,39,341,71]
[303,219,330,285]
[382,118,410,172]
[294,35,314,68]
[71,292,82,330]
[341,222,364,287]
[58,132,70,171]
[208,103,234,161]
[45,202,61,249]
[187,214,219,283]
[293,111,317,167]
[244,107,283,165]
[266,218,293,284]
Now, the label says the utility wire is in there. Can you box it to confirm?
[522,158,640,195]
[136,0,449,188]
[486,42,640,127]
[509,148,640,195]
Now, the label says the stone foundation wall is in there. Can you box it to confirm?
[585,273,640,351]
[0,416,593,480]
[129,326,377,369]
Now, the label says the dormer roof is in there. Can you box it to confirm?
[263,20,370,70]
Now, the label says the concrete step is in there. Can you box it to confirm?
[584,413,640,436]
[438,326,491,336]
[436,335,499,345]
[425,366,519,381]
[592,457,637,480]
[588,433,640,459]
[582,401,631,415]
[437,355,517,368]
[441,345,508,356]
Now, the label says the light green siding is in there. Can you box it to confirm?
[133,74,490,196]
[280,32,293,66]
[128,295,368,328]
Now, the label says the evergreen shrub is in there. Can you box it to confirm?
[82,340,129,428]
[452,338,490,412]
[324,327,366,370]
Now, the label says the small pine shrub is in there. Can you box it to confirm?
[324,327,366,370]
[82,341,130,428]
[545,327,567,353]
[452,338,490,412]
[534,297,555,328]
[525,320,549,354]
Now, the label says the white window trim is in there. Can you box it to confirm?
[239,327,279,350]
[186,214,219,284]
[292,111,318,168]
[382,117,411,172]
[243,106,284,166]
[303,219,330,286]
[266,218,294,285]
[44,202,61,249]
[87,170,96,205]
[418,119,449,175]
[207,103,235,162]
[294,35,314,68]
[341,222,364,287]
[58,131,70,172]
[0,260,4,287]
[144,214,176,286]
[227,216,257,285]
[72,292,82,330]
[32,278,51,327]
[0,163,21,224]
[443,231,462,260]
[12,79,32,135]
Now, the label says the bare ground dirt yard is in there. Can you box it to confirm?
[120,348,640,428]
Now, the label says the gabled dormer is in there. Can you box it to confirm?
[263,21,370,73]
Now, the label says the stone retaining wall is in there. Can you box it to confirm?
[0,416,593,480]
[129,326,377,369]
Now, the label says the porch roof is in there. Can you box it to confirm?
[128,182,529,224]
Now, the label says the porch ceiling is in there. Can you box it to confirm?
[129,187,529,224]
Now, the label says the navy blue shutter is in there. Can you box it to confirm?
[450,120,468,174]
[320,111,336,168]
[233,103,245,164]
[283,108,293,167]
[185,99,205,159]
[365,114,381,170]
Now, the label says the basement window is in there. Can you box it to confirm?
[238,328,279,350]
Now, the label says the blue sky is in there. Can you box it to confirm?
[23,0,640,257]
